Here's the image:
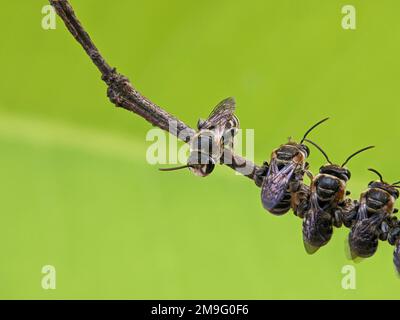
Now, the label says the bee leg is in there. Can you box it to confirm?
[222,128,238,150]
[346,191,351,196]
[340,205,358,228]
[394,208,399,214]
[294,198,308,219]
[254,163,269,187]
[379,221,389,241]
[292,184,310,219]
[197,118,205,130]
[228,128,238,150]
[333,210,343,228]
[388,225,400,246]
[305,170,313,182]
[230,127,239,137]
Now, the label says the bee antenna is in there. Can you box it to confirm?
[392,181,400,186]
[300,117,329,143]
[303,139,332,164]
[341,146,375,167]
[159,164,192,172]
[368,168,384,182]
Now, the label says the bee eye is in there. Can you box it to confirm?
[299,144,310,157]
[205,163,215,175]
[368,181,374,188]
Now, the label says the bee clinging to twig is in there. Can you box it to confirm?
[255,118,329,215]
[388,218,400,276]
[348,169,399,260]
[301,141,374,254]
[160,97,239,177]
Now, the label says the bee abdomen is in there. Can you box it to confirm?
[349,220,379,258]
[316,187,337,200]
[315,175,340,201]
[269,191,292,215]
[302,211,333,248]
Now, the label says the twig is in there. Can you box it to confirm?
[49,0,259,181]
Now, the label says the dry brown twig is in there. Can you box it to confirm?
[49,0,260,181]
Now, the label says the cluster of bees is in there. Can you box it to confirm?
[160,97,400,276]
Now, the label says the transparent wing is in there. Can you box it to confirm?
[199,97,236,131]
[261,160,297,212]
[344,236,364,263]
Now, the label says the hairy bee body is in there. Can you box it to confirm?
[188,98,239,177]
[388,219,400,275]
[188,117,238,176]
[302,165,351,253]
[349,212,384,258]
[394,240,400,275]
[256,118,329,216]
[302,207,333,250]
[161,97,239,176]
[349,181,399,259]
[259,142,310,215]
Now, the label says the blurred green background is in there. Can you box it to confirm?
[0,0,399,299]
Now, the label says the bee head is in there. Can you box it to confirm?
[159,152,215,177]
[298,144,310,158]
[368,169,400,199]
[320,164,351,182]
[272,117,329,163]
[304,139,374,183]
[368,181,399,199]
[275,143,308,164]
[187,152,216,177]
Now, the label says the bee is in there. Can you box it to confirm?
[301,140,374,254]
[394,240,400,276]
[160,97,239,177]
[348,169,400,259]
[255,118,329,216]
[388,218,400,275]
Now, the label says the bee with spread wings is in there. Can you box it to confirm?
[255,118,329,216]
[301,140,374,254]
[160,97,239,176]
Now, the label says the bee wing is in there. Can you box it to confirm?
[347,205,385,261]
[303,241,320,255]
[346,201,368,261]
[302,193,324,255]
[261,160,297,212]
[355,198,368,221]
[198,97,237,132]
[344,237,364,263]
[394,240,400,277]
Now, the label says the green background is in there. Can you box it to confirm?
[1,0,399,299]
